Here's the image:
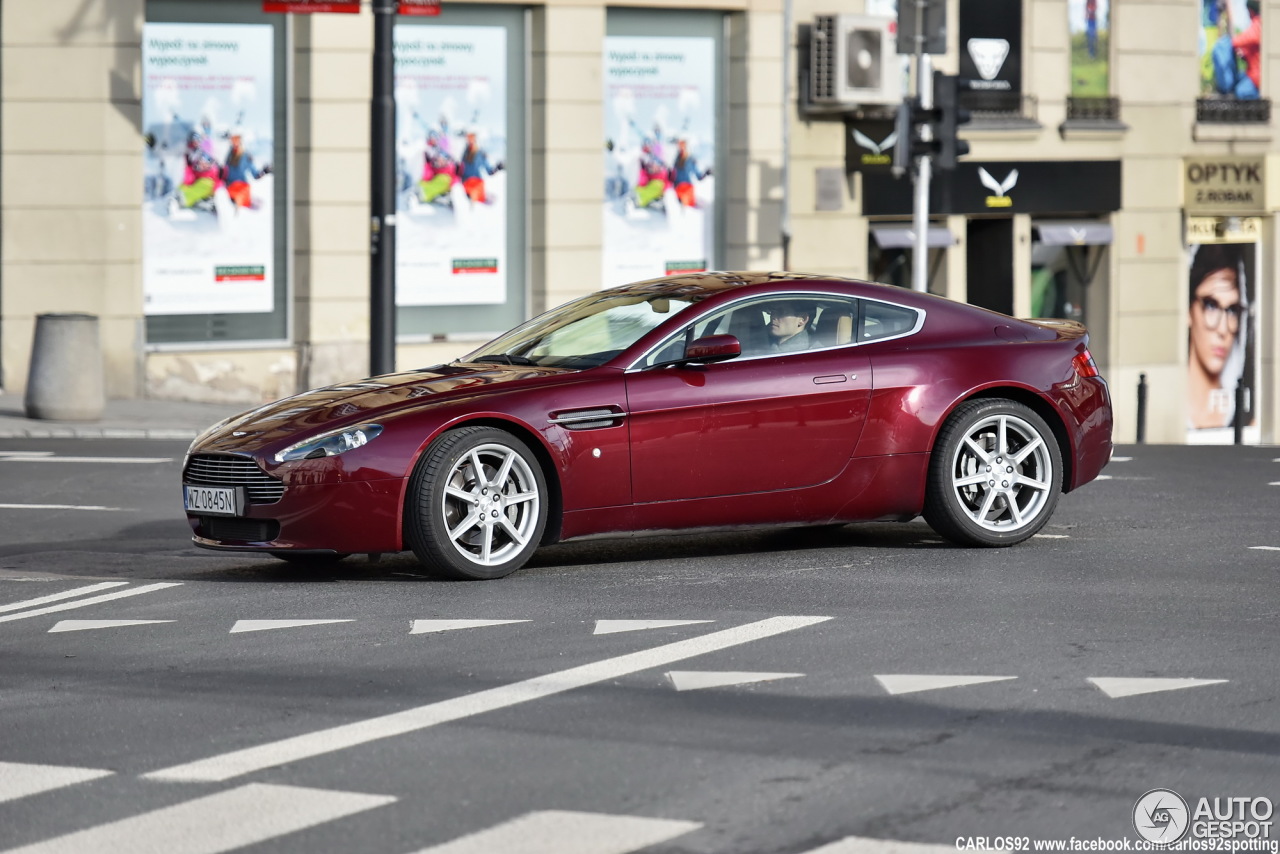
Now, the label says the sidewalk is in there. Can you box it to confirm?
[0,393,246,440]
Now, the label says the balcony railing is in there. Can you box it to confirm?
[1196,98,1271,123]
[1066,96,1121,122]
[961,90,1038,122]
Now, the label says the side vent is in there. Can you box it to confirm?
[548,407,627,431]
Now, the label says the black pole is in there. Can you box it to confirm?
[1234,379,1246,445]
[370,0,397,377]
[1136,372,1147,444]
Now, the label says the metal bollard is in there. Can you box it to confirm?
[1234,379,1246,445]
[23,313,105,421]
[1136,373,1147,444]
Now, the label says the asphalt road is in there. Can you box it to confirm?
[0,439,1277,854]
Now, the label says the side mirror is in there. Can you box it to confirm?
[684,334,741,364]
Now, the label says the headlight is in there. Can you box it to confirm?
[273,423,383,463]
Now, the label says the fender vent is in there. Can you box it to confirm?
[548,407,627,431]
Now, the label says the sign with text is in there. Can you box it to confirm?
[1183,156,1266,214]
[399,0,442,15]
[262,1,360,12]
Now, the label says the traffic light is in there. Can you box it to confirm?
[933,72,972,170]
[891,97,939,175]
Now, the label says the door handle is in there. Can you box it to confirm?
[813,374,848,385]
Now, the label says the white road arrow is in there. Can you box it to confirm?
[49,619,175,633]
[666,671,803,692]
[1088,677,1228,698]
[874,675,1017,696]
[410,619,529,634]
[593,619,713,635]
[230,619,353,634]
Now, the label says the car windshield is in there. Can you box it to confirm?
[463,291,698,369]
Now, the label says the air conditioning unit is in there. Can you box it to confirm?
[809,14,901,108]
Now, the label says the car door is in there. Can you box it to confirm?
[624,294,873,503]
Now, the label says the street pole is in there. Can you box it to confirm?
[369,0,397,376]
[911,0,931,294]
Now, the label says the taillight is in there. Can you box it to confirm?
[1072,349,1100,378]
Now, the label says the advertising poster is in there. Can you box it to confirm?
[1200,0,1263,99]
[603,36,717,288]
[1069,0,1109,96]
[395,26,507,306]
[1186,239,1260,444]
[142,23,275,316]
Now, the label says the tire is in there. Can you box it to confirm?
[923,399,1063,547]
[404,426,548,580]
[269,552,351,566]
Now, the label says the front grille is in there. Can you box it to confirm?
[185,454,285,504]
[200,517,280,543]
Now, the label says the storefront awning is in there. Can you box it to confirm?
[1033,221,1114,246]
[870,225,956,249]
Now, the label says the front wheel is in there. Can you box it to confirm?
[405,426,548,580]
[923,399,1063,547]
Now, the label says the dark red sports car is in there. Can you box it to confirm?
[183,272,1112,578]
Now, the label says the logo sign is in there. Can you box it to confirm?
[978,167,1018,208]
[1134,789,1191,844]
[844,119,897,172]
[1183,156,1266,215]
[967,39,1010,81]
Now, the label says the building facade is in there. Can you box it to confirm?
[1,0,1276,445]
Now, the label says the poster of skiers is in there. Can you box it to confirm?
[603,37,717,287]
[395,26,507,306]
[142,23,275,316]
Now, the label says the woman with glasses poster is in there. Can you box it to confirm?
[1186,241,1256,440]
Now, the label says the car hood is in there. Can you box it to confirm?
[193,362,574,453]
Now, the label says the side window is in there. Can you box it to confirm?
[638,293,863,367]
[860,300,920,342]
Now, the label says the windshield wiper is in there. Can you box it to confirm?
[473,354,539,366]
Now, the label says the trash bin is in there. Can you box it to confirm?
[24,313,105,421]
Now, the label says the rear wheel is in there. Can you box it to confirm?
[923,399,1062,547]
[405,426,548,580]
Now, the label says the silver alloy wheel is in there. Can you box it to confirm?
[948,412,1053,533]
[439,442,542,567]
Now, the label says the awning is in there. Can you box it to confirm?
[1033,220,1114,246]
[870,225,956,249]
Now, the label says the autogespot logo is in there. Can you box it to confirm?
[1134,789,1191,843]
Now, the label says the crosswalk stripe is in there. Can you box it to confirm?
[0,783,395,854]
[408,809,701,854]
[0,762,113,805]
[145,615,831,783]
[0,583,182,625]
[800,836,953,854]
[0,583,128,615]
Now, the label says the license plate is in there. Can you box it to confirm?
[184,485,245,517]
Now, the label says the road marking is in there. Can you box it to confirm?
[410,619,530,634]
[593,619,713,635]
[874,675,1017,696]
[0,504,126,512]
[0,783,395,854]
[1249,546,1280,551]
[146,615,831,783]
[1270,482,1280,487]
[408,809,701,854]
[0,583,182,625]
[666,670,803,692]
[0,582,128,614]
[0,762,113,805]
[0,451,55,457]
[1033,534,1069,539]
[230,619,354,634]
[49,619,175,633]
[799,836,953,854]
[1094,475,1112,480]
[1110,456,1133,462]
[0,455,171,464]
[1088,677,1229,699]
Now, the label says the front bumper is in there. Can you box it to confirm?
[186,477,405,554]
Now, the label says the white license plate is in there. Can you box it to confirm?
[184,485,244,517]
